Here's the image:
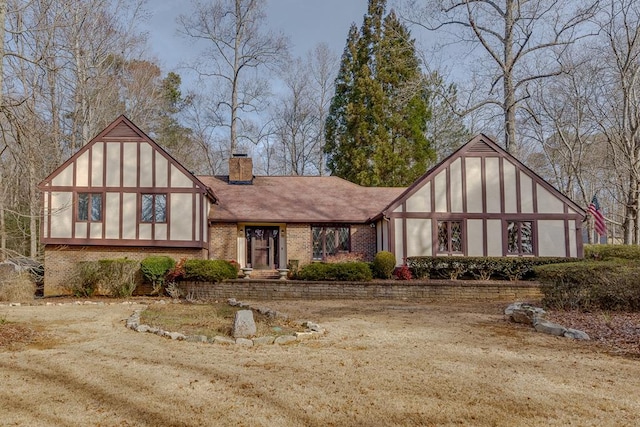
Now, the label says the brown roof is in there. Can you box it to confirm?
[198,175,405,223]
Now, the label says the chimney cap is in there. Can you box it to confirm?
[232,153,248,158]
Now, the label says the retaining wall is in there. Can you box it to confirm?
[178,280,542,301]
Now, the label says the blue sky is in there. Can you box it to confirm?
[141,0,377,78]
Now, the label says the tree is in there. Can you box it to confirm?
[178,0,289,157]
[406,0,599,154]
[325,0,434,187]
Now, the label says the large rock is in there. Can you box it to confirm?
[233,309,256,338]
[533,319,567,336]
[564,328,590,340]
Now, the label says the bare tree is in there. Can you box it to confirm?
[588,0,640,244]
[404,0,599,154]
[178,0,289,156]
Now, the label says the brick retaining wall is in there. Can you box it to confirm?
[179,280,542,301]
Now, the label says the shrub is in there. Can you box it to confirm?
[394,264,413,280]
[407,256,573,281]
[68,259,139,298]
[584,244,640,261]
[297,262,373,281]
[372,251,396,279]
[166,257,187,282]
[98,259,139,298]
[183,259,238,282]
[535,260,640,311]
[0,272,36,301]
[140,256,176,295]
[325,252,365,263]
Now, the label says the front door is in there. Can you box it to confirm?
[246,226,279,269]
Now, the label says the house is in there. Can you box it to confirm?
[39,117,585,295]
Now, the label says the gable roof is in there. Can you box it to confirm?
[380,133,586,217]
[199,175,404,223]
[38,115,217,202]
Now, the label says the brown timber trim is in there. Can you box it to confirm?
[43,186,199,193]
[564,204,570,257]
[389,218,395,258]
[119,141,124,188]
[515,168,522,214]
[386,212,583,221]
[445,165,451,213]
[402,203,407,261]
[461,157,467,213]
[499,157,505,214]
[481,156,487,214]
[102,141,107,190]
[40,237,207,249]
[482,219,488,257]
[532,179,538,213]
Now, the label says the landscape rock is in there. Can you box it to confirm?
[135,324,150,333]
[211,335,236,345]
[168,332,186,340]
[564,328,590,340]
[533,319,567,336]
[510,308,540,325]
[185,335,209,343]
[274,335,297,345]
[227,298,238,306]
[235,338,253,347]
[233,309,256,338]
[294,332,315,340]
[253,336,275,345]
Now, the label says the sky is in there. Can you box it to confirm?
[140,0,382,81]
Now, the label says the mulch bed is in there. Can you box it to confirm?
[546,310,640,358]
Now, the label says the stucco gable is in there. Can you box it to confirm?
[380,134,585,217]
[38,115,216,201]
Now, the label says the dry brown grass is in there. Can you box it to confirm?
[0,299,639,426]
[0,273,35,302]
[140,302,302,338]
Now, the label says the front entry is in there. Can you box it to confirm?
[245,226,280,269]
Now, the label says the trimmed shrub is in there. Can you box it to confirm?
[394,264,413,280]
[140,256,176,295]
[183,259,238,282]
[297,262,373,282]
[372,251,396,279]
[584,244,640,261]
[69,261,102,297]
[535,260,640,311]
[407,256,573,281]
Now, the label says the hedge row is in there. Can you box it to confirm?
[69,259,139,298]
[584,244,640,261]
[535,260,640,311]
[406,256,573,281]
[297,262,373,282]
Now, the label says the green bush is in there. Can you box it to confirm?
[69,261,102,297]
[140,256,176,295]
[372,251,396,279]
[584,244,640,261]
[535,260,640,311]
[407,256,573,281]
[183,259,238,282]
[297,262,373,281]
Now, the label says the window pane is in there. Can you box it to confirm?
[437,221,449,252]
[312,227,323,260]
[155,194,167,222]
[521,222,533,254]
[91,194,102,221]
[337,227,350,252]
[451,221,462,252]
[507,221,518,253]
[325,228,337,255]
[141,194,153,222]
[78,193,89,221]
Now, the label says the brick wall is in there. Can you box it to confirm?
[209,223,238,261]
[179,280,542,301]
[286,224,312,266]
[351,224,376,261]
[43,245,206,296]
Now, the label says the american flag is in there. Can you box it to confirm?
[588,195,607,236]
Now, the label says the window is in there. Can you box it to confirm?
[437,220,463,254]
[141,194,167,223]
[312,226,350,260]
[507,221,534,255]
[77,193,102,222]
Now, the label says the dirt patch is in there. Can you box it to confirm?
[0,299,639,426]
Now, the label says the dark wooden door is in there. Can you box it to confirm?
[246,227,279,269]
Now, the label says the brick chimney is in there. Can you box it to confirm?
[228,154,253,184]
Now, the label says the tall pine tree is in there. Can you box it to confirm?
[325,0,434,186]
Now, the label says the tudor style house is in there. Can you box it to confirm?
[40,116,585,295]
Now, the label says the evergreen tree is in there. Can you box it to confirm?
[325,0,434,186]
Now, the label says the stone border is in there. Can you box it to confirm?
[125,298,326,347]
[505,302,590,340]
